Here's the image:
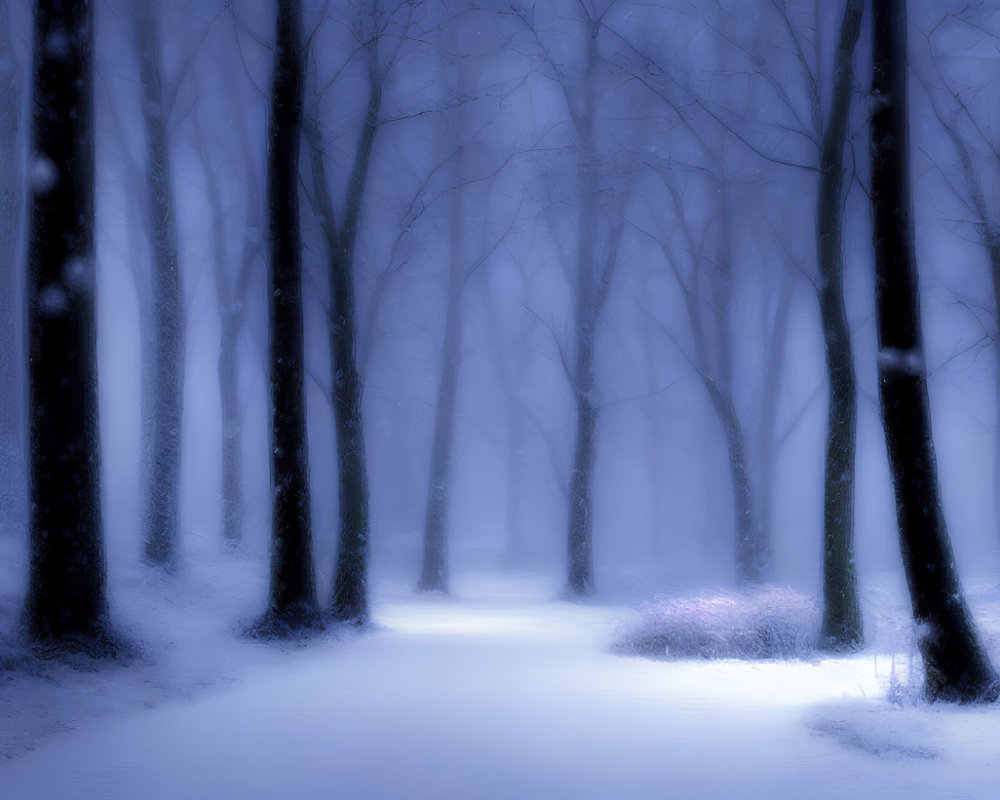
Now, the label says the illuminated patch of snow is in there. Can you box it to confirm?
[1,569,999,799]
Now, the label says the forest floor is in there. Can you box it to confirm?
[2,548,1000,799]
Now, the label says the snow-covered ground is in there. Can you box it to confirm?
[2,550,1000,799]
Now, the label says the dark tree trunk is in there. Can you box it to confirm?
[870,0,998,702]
[135,0,184,568]
[304,46,379,625]
[23,0,120,656]
[0,0,23,525]
[327,98,375,625]
[254,0,319,634]
[817,0,864,652]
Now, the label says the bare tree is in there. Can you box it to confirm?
[417,28,506,593]
[251,0,321,635]
[643,169,767,584]
[194,67,262,549]
[690,0,864,625]
[23,0,122,656]
[303,7,390,624]
[133,0,186,568]
[482,266,534,566]
[624,0,865,609]
[563,7,602,598]
[816,0,865,651]
[0,0,23,526]
[508,0,628,597]
[870,0,997,702]
[416,148,467,594]
[606,7,779,584]
[920,8,1000,545]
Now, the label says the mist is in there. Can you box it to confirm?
[4,0,1000,797]
[2,0,996,592]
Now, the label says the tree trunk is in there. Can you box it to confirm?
[23,0,120,656]
[135,0,184,568]
[565,23,600,599]
[417,188,464,594]
[817,0,864,652]
[304,46,380,625]
[642,313,669,562]
[218,308,244,547]
[0,0,23,526]
[503,301,532,566]
[480,265,530,567]
[199,136,247,548]
[701,375,762,584]
[566,370,597,596]
[756,275,793,562]
[329,232,371,625]
[663,174,766,584]
[255,0,319,634]
[870,0,997,702]
[418,48,478,593]
[504,395,526,565]
[708,189,767,584]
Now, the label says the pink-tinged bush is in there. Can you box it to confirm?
[615,586,821,660]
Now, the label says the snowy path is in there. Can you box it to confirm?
[2,575,998,799]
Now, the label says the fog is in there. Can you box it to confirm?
[3,0,1000,794]
[0,0,997,592]
[0,3,997,587]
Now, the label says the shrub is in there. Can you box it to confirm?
[615,585,821,660]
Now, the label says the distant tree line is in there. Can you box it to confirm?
[4,0,998,701]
